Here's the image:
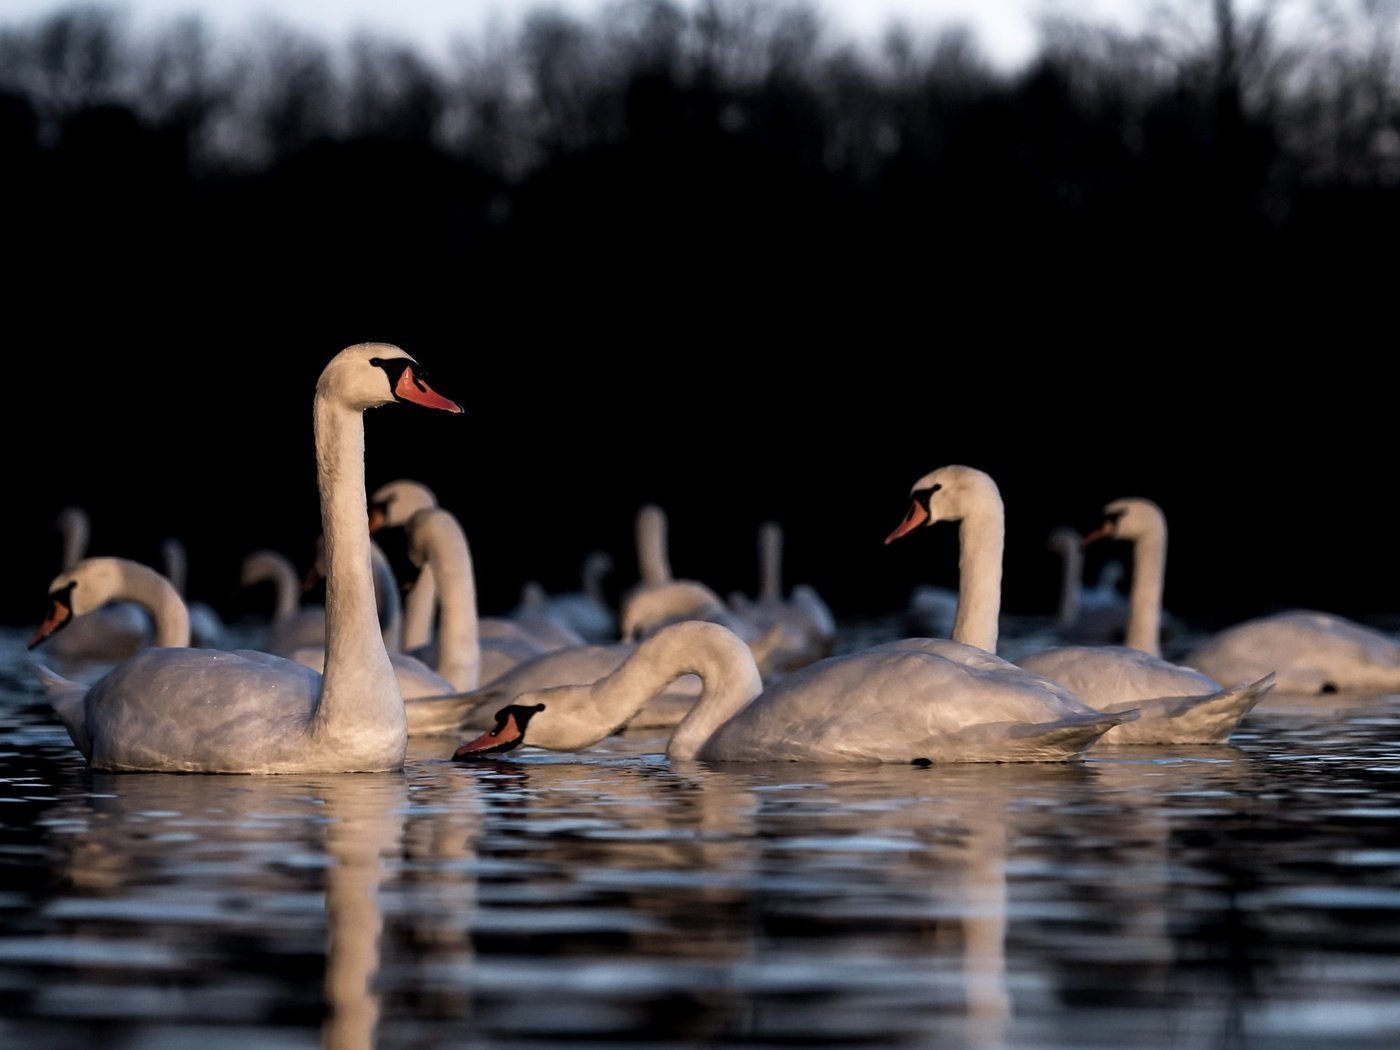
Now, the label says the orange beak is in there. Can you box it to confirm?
[884,500,930,544]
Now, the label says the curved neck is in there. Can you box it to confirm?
[313,395,402,737]
[951,502,1003,654]
[257,552,302,621]
[413,511,481,691]
[1125,527,1166,656]
[115,559,190,648]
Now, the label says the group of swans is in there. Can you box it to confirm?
[28,342,464,773]
[455,465,1275,764]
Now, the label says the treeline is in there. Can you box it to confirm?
[1,0,1397,623]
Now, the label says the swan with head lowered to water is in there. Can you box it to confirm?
[27,342,463,773]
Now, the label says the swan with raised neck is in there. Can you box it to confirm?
[27,342,462,773]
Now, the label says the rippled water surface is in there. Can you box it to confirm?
[4,620,1400,1049]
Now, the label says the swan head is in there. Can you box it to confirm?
[452,703,548,757]
[369,478,439,533]
[1084,497,1166,546]
[317,343,463,415]
[29,557,135,649]
[621,580,728,641]
[885,464,1001,544]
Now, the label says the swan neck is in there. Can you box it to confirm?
[370,542,402,652]
[401,565,438,652]
[637,509,672,584]
[314,396,402,736]
[662,625,765,760]
[1126,528,1166,656]
[121,561,191,647]
[420,514,481,691]
[951,502,1003,654]
[759,525,782,603]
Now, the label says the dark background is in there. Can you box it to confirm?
[2,0,1396,632]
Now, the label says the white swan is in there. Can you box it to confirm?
[26,341,463,773]
[527,550,617,643]
[161,537,229,648]
[452,618,1129,763]
[1084,497,1400,696]
[1047,527,1129,644]
[239,548,329,652]
[43,505,152,663]
[884,474,1274,745]
[727,520,837,672]
[368,478,439,651]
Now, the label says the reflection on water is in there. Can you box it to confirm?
[4,624,1400,1049]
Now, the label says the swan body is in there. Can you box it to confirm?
[28,342,463,772]
[1185,610,1400,695]
[453,620,1128,763]
[883,467,1274,746]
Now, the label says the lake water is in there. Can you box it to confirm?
[3,617,1400,1050]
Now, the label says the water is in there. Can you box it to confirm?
[4,620,1400,1050]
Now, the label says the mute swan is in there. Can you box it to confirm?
[368,478,439,651]
[26,342,463,773]
[528,550,617,643]
[1047,527,1129,644]
[884,473,1275,745]
[453,618,1129,763]
[161,537,229,648]
[1085,497,1400,696]
[239,548,329,652]
[727,520,838,672]
[44,506,152,662]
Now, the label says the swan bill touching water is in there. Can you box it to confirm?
[27,343,463,774]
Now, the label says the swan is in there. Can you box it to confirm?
[1086,497,1400,696]
[161,537,229,648]
[368,478,440,651]
[43,505,152,662]
[526,550,617,643]
[1047,527,1129,644]
[727,520,838,672]
[453,618,1130,763]
[884,473,1275,745]
[239,548,330,652]
[26,341,463,773]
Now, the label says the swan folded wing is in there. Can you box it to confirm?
[82,649,325,772]
[1093,673,1275,746]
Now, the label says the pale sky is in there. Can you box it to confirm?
[1,1,1166,72]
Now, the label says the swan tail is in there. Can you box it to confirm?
[29,659,92,759]
[941,709,1132,762]
[1101,672,1277,745]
